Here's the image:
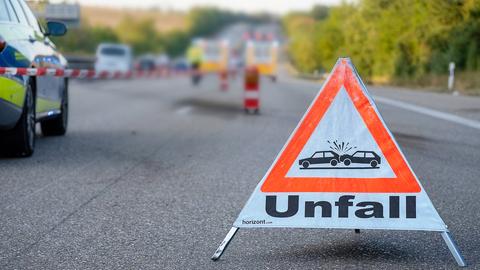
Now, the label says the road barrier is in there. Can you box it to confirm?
[244,66,260,114]
[1,66,269,116]
[0,67,186,79]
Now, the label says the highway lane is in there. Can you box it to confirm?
[0,74,479,269]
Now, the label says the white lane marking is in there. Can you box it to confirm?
[176,105,193,115]
[374,96,480,131]
[282,75,480,131]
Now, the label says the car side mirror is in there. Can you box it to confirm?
[45,21,67,37]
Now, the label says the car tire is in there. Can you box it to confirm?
[370,160,378,168]
[41,82,68,136]
[302,161,310,169]
[330,159,338,166]
[343,159,351,166]
[0,83,36,157]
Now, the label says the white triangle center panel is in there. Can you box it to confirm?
[286,87,396,178]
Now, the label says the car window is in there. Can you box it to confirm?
[101,47,127,57]
[4,0,19,22]
[18,0,42,32]
[8,0,29,25]
[312,152,323,158]
[353,152,364,157]
[254,43,272,62]
[324,152,334,158]
[204,43,221,61]
[0,0,11,21]
[365,152,375,158]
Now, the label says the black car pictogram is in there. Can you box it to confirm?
[298,151,340,168]
[340,151,381,168]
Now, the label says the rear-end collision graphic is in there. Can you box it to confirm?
[299,140,381,169]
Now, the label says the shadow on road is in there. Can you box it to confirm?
[174,98,244,119]
[247,236,439,266]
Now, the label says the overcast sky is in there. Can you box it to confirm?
[54,0,342,14]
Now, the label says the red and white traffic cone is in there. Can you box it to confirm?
[244,66,260,114]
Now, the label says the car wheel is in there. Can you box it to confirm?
[343,159,351,166]
[0,83,36,157]
[330,159,338,166]
[41,81,68,136]
[370,160,378,168]
[302,161,310,169]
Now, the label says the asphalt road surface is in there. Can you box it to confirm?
[1,72,479,269]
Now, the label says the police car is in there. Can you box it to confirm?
[0,0,68,157]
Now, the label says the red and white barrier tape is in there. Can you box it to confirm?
[0,67,193,79]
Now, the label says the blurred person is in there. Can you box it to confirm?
[187,45,203,85]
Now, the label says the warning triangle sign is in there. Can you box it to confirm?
[234,58,446,231]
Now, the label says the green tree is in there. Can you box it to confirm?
[116,17,163,55]
[283,0,480,83]
[311,5,329,20]
[162,31,190,57]
[51,23,119,55]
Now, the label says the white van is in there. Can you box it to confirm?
[94,43,133,73]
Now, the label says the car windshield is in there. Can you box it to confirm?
[254,42,273,62]
[0,0,10,21]
[204,44,220,61]
[101,47,127,57]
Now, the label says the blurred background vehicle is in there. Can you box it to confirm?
[171,57,190,72]
[155,53,170,70]
[0,0,68,157]
[135,54,171,72]
[94,43,132,73]
[136,54,156,71]
[245,39,278,81]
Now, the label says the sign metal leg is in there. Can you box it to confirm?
[211,227,239,261]
[441,231,466,267]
